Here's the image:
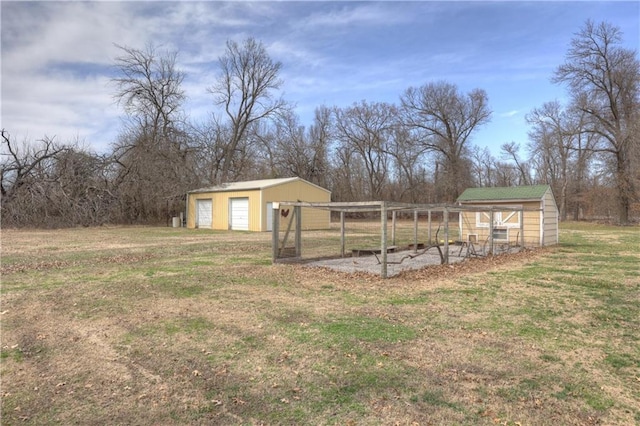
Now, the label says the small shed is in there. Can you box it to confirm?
[186,177,331,231]
[456,185,558,247]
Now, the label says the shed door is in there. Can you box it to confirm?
[229,198,249,231]
[196,199,213,228]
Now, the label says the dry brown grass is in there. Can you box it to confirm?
[1,224,638,425]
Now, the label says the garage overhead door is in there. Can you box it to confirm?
[196,199,212,228]
[229,198,249,231]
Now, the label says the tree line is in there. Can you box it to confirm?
[2,20,639,227]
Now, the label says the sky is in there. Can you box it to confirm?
[2,1,639,157]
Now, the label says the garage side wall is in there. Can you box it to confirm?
[187,190,262,230]
[263,181,331,231]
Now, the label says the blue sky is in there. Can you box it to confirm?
[2,1,639,156]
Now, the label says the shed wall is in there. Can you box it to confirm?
[459,201,543,247]
[542,189,559,245]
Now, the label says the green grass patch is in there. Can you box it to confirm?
[412,389,464,412]
[127,316,214,341]
[385,291,431,305]
[316,316,417,344]
[164,317,213,335]
[604,352,639,369]
[0,347,24,363]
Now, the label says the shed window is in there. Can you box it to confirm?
[492,228,508,241]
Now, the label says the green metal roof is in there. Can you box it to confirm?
[457,185,550,202]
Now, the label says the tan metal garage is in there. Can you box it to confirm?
[186,177,331,231]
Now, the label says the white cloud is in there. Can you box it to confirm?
[500,110,520,118]
[297,3,410,29]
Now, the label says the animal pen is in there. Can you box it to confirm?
[272,201,539,278]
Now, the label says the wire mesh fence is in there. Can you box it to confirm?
[272,202,471,276]
[271,201,542,278]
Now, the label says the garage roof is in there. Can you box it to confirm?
[188,177,330,194]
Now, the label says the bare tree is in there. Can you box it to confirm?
[111,44,194,223]
[500,142,531,186]
[334,101,397,200]
[1,130,118,227]
[47,148,117,226]
[1,130,65,206]
[190,116,233,186]
[257,107,332,187]
[305,106,333,189]
[469,145,497,187]
[208,38,286,184]
[527,102,569,217]
[553,20,640,224]
[331,143,368,202]
[112,43,186,142]
[493,161,522,187]
[400,81,491,201]
[527,101,598,220]
[387,125,430,203]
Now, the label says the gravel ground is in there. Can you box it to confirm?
[305,246,469,277]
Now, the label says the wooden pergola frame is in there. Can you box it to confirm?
[271,201,541,278]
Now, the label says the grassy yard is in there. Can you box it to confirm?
[1,223,638,425]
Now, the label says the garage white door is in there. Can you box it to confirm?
[196,199,212,228]
[229,198,249,231]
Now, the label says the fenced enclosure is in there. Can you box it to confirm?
[271,202,538,278]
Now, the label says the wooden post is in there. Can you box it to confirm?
[295,205,302,257]
[427,210,432,244]
[489,208,495,255]
[413,210,418,253]
[392,210,397,246]
[443,208,449,264]
[271,203,280,263]
[340,211,346,258]
[381,202,388,279]
[519,209,525,247]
